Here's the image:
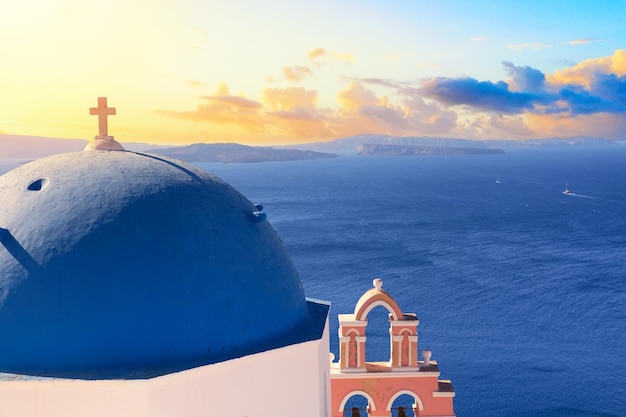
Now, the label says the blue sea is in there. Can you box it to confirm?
[2,146,625,416]
[196,147,626,417]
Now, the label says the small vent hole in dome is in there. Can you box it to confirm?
[27,178,47,191]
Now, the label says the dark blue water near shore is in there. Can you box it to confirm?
[197,147,626,417]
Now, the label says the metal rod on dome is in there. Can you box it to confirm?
[0,228,42,273]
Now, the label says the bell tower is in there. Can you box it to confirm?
[331,279,455,416]
[338,278,419,372]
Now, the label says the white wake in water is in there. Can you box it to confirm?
[564,192,594,199]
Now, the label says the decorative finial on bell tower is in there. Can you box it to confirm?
[84,97,124,151]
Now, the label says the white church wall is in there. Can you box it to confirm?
[149,331,330,417]
[0,330,330,417]
[0,379,148,417]
[317,314,332,417]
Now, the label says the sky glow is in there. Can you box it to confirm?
[1,0,625,145]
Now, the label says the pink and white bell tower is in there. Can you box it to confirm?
[330,279,455,416]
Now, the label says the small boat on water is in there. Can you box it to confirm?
[563,181,573,195]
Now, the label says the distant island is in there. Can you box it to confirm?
[144,143,338,163]
[0,135,336,163]
[358,143,505,156]
[281,134,619,154]
[1,133,620,162]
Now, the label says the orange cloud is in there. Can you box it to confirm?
[261,87,333,138]
[263,87,317,111]
[308,48,326,60]
[157,49,626,143]
[282,66,313,82]
[266,109,334,139]
[547,49,626,88]
[337,82,379,113]
[199,94,261,109]
[525,112,626,139]
[334,82,459,138]
[308,47,354,63]
[156,83,265,132]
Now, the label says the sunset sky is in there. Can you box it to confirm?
[1,0,625,145]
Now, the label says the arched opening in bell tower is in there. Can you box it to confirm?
[364,305,393,362]
[339,392,373,417]
[389,392,422,416]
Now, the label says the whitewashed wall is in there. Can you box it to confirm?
[0,324,330,417]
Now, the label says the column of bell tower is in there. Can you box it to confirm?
[389,314,419,369]
[338,316,367,371]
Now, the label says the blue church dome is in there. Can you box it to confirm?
[0,151,310,378]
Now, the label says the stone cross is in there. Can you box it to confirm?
[89,97,116,137]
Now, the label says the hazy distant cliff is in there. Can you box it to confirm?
[282,134,618,154]
[358,143,505,156]
[145,143,338,163]
[1,134,617,161]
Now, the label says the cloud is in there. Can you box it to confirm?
[156,83,265,132]
[548,49,626,87]
[308,47,354,63]
[158,84,333,140]
[561,73,626,114]
[459,114,533,139]
[508,43,552,51]
[262,87,335,138]
[266,108,334,139]
[263,87,317,111]
[337,82,379,113]
[469,37,487,42]
[282,66,313,82]
[358,105,408,129]
[307,48,326,60]
[333,83,459,138]
[568,38,602,45]
[502,61,546,92]
[267,108,322,122]
[420,52,626,119]
[526,112,626,139]
[198,93,261,109]
[358,77,406,90]
[543,49,626,115]
[158,50,626,142]
[419,77,540,113]
[187,79,203,88]
[482,114,533,136]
